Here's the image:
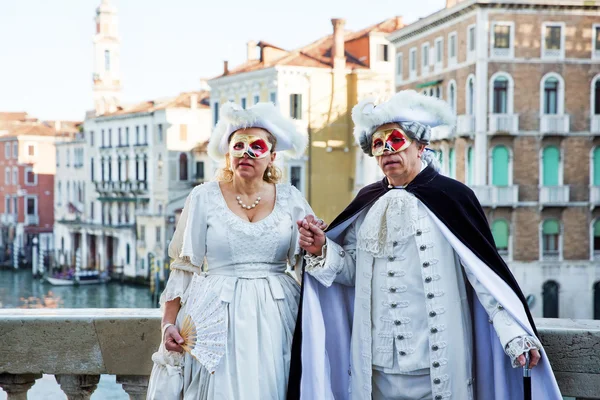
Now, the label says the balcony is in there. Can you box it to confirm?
[0,310,598,399]
[0,213,16,225]
[592,115,600,134]
[540,114,570,134]
[94,181,148,195]
[591,186,600,207]
[456,115,475,135]
[24,214,39,226]
[540,186,570,206]
[472,185,519,208]
[489,114,519,134]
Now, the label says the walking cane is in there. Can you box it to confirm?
[523,352,532,400]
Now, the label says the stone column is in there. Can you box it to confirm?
[116,375,149,400]
[55,374,100,400]
[97,234,105,273]
[0,373,41,400]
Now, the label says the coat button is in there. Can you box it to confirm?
[399,351,406,356]
[435,396,442,400]
[420,245,427,251]
[388,256,395,262]
[393,241,398,246]
[390,287,397,293]
[433,378,441,384]
[339,250,346,257]
[416,229,422,236]
[388,270,395,276]
[396,334,404,340]
[429,311,437,317]
[432,345,439,351]
[422,261,430,268]
[425,277,432,283]
[394,320,402,326]
[430,327,438,333]
[427,293,435,299]
[432,361,440,368]
[390,302,398,308]
[498,304,504,310]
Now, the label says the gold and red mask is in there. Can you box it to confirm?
[371,128,412,156]
[229,134,273,159]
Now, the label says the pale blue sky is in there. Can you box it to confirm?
[0,0,445,121]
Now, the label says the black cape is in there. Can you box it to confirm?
[287,165,537,399]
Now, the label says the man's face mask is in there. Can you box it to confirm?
[229,134,273,159]
[371,128,412,157]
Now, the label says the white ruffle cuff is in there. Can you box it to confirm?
[159,269,193,307]
[505,335,542,368]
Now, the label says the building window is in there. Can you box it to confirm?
[241,97,247,109]
[108,157,112,181]
[467,25,476,58]
[409,48,417,78]
[90,131,94,147]
[466,147,474,186]
[447,148,455,178]
[269,92,277,105]
[593,220,600,260]
[448,81,456,113]
[143,125,148,144]
[4,195,11,213]
[104,50,110,71]
[290,94,302,119]
[12,167,18,185]
[57,183,62,206]
[139,225,146,242]
[542,23,564,58]
[101,129,105,147]
[25,167,36,185]
[179,153,188,181]
[90,201,94,221]
[143,156,148,182]
[135,126,140,145]
[157,124,163,143]
[435,86,441,99]
[542,219,561,260]
[126,244,130,264]
[101,158,105,181]
[13,197,17,215]
[108,128,112,147]
[118,127,122,146]
[448,32,457,64]
[491,145,510,186]
[593,77,600,115]
[434,37,443,67]
[491,22,513,58]
[213,102,219,125]
[290,165,302,191]
[117,157,122,181]
[396,53,403,79]
[27,144,35,157]
[466,76,475,115]
[421,43,430,72]
[542,280,559,318]
[253,95,260,105]
[492,76,509,114]
[594,25,600,58]
[66,149,70,167]
[156,226,161,243]
[594,281,600,320]
[12,142,17,158]
[125,127,130,145]
[543,78,559,114]
[4,167,10,184]
[91,158,95,181]
[542,146,560,186]
[437,149,444,173]
[492,219,510,256]
[377,44,389,62]
[26,196,37,216]
[195,161,205,180]
[180,124,188,141]
[4,143,9,158]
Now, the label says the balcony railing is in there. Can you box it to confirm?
[24,214,39,226]
[94,180,149,195]
[592,115,600,134]
[540,186,570,206]
[0,213,16,225]
[0,310,597,399]
[472,185,519,207]
[489,114,519,134]
[540,114,570,134]
[456,114,475,135]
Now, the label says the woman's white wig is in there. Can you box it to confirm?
[208,102,308,162]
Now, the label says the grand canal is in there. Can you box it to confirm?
[0,269,157,399]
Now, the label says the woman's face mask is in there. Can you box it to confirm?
[229,134,273,159]
[371,128,412,157]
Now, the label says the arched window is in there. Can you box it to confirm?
[448,148,456,178]
[542,146,560,186]
[126,244,130,264]
[466,146,474,186]
[542,219,560,260]
[448,81,457,113]
[466,76,475,115]
[491,145,509,186]
[594,281,600,320]
[492,219,509,256]
[593,76,600,115]
[492,76,509,114]
[593,220,600,260]
[437,149,444,172]
[542,280,559,318]
[179,153,188,181]
[104,50,110,71]
[540,73,565,115]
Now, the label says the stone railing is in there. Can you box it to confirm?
[0,310,599,399]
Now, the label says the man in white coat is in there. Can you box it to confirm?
[287,91,561,400]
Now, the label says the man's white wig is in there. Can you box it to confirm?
[352,90,456,157]
[208,102,308,162]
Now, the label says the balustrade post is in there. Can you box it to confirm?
[55,374,100,400]
[116,375,149,400]
[0,373,41,400]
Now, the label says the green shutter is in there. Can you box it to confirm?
[492,220,509,249]
[543,146,560,186]
[449,148,455,178]
[466,147,473,185]
[492,146,509,186]
[594,220,600,237]
[543,219,560,235]
[594,147,600,186]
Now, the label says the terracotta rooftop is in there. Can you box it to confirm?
[96,90,210,118]
[0,114,82,139]
[216,16,404,78]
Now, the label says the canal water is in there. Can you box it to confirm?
[0,269,157,399]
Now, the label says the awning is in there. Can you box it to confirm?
[416,79,443,89]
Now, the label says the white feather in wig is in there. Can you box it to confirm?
[208,102,308,161]
[352,90,456,156]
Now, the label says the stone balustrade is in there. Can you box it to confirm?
[0,310,599,399]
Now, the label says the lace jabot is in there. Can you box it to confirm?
[357,189,419,258]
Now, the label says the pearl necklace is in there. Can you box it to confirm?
[236,195,261,210]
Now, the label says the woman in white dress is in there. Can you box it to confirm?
[147,102,323,400]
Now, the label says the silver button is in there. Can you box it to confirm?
[432,361,440,368]
[429,311,437,317]
[390,302,398,308]
[422,261,430,268]
[435,396,442,400]
[432,345,439,351]
[393,241,398,246]
[427,293,435,299]
[420,245,427,251]
[388,184,393,189]
[389,287,397,293]
[399,351,406,356]
[396,334,404,340]
[430,327,438,333]
[416,229,422,236]
[394,320,401,326]
[339,250,346,257]
[388,256,395,262]
[433,378,441,384]
[425,277,432,283]
[387,270,395,277]
[498,304,504,310]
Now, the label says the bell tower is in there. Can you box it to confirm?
[93,0,122,115]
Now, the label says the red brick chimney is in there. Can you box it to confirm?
[223,60,229,76]
[331,18,346,69]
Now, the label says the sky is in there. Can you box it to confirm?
[0,0,445,121]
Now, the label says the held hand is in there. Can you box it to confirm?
[164,325,185,353]
[517,349,541,369]
[297,216,326,256]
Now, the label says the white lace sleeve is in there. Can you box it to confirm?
[505,336,542,368]
[159,268,193,307]
[304,244,328,271]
